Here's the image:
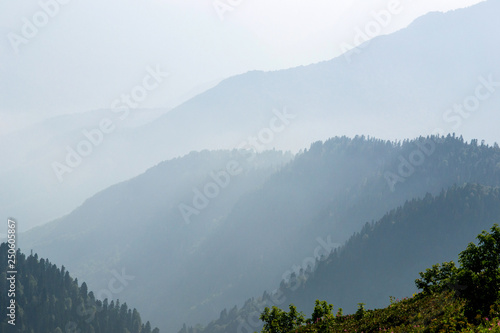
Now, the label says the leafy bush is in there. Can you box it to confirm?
[260,304,305,333]
[354,303,366,320]
[415,224,500,319]
[310,300,334,323]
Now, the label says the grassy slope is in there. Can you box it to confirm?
[296,291,500,333]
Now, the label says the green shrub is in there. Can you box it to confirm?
[260,304,305,333]
[415,224,500,320]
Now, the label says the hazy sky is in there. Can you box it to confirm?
[0,0,486,133]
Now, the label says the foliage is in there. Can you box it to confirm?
[354,303,366,320]
[415,224,500,319]
[260,304,305,333]
[415,261,458,294]
[259,291,500,333]
[457,224,500,318]
[310,300,334,323]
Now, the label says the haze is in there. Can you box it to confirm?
[0,0,484,132]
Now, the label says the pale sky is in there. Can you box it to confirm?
[0,0,487,133]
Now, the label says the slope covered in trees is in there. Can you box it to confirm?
[177,135,500,327]
[288,184,500,314]
[22,135,500,332]
[186,183,500,333]
[257,224,500,332]
[0,243,159,332]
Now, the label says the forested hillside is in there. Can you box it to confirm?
[254,223,500,332]
[289,184,500,314]
[0,243,159,333]
[187,184,500,333]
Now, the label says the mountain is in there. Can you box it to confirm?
[3,0,500,232]
[0,243,159,332]
[132,0,500,152]
[21,135,500,332]
[193,183,500,333]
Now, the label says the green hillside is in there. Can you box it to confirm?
[185,184,500,333]
[258,223,500,333]
[259,291,500,333]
